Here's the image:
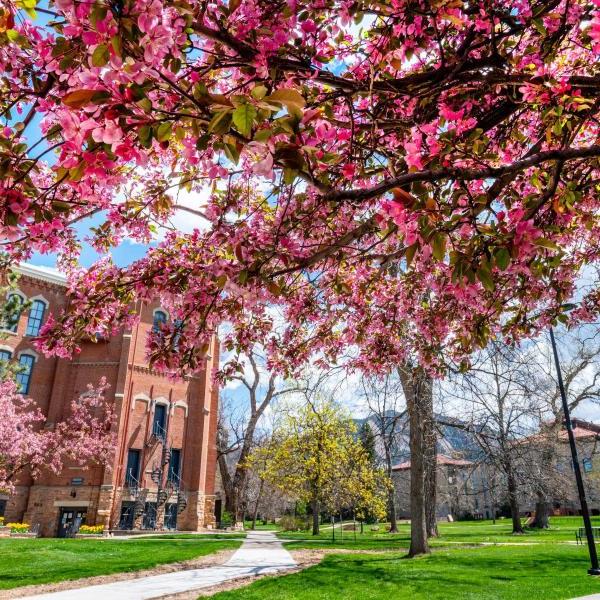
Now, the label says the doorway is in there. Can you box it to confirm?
[57,507,87,538]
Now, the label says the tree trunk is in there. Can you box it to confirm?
[251,478,265,530]
[532,493,551,529]
[388,488,398,534]
[311,497,320,536]
[507,468,523,534]
[385,452,398,534]
[424,392,438,538]
[399,364,430,557]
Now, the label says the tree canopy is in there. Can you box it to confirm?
[2,1,600,374]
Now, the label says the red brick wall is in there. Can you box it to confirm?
[3,272,220,534]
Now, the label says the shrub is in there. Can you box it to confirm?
[0,516,4,526]
[79,524,104,534]
[7,522,30,533]
[279,515,310,532]
[369,525,380,532]
[220,511,233,528]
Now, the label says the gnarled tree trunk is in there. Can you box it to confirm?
[532,493,551,529]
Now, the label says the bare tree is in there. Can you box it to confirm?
[525,326,600,528]
[446,342,539,534]
[217,348,297,525]
[360,373,406,533]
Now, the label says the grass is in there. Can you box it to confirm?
[138,532,247,539]
[278,516,600,551]
[210,544,600,600]
[0,537,241,590]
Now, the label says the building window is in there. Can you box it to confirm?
[125,449,141,487]
[153,404,167,439]
[16,354,35,394]
[26,300,46,336]
[5,293,23,332]
[0,349,12,363]
[153,310,167,333]
[168,449,181,483]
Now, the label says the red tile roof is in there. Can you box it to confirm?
[392,454,474,471]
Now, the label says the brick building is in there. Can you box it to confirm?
[0,264,220,537]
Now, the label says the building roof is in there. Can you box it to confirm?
[15,263,67,286]
[519,419,600,445]
[392,454,474,471]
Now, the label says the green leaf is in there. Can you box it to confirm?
[208,110,232,135]
[267,88,306,109]
[534,238,560,251]
[156,122,172,142]
[494,247,510,271]
[232,104,257,138]
[138,125,153,148]
[431,233,446,261]
[62,89,97,109]
[476,266,495,292]
[91,44,110,67]
[251,85,268,100]
[405,242,418,268]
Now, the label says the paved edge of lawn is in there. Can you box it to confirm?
[0,548,238,600]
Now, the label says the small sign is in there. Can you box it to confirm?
[583,458,593,473]
[71,477,84,486]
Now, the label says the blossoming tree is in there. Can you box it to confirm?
[2,0,600,553]
[0,378,115,492]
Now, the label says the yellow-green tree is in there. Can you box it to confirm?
[250,400,389,535]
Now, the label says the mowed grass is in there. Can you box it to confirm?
[278,516,600,551]
[0,537,241,590]
[211,544,600,600]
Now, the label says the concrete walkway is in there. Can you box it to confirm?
[22,531,297,600]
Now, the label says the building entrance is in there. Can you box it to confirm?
[57,507,87,538]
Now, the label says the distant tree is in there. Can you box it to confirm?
[250,399,388,535]
[216,347,298,525]
[361,374,406,534]
[358,421,377,467]
[447,343,539,534]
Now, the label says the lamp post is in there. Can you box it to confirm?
[549,327,600,575]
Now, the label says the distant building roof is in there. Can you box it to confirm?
[520,419,600,445]
[15,263,67,286]
[392,454,474,471]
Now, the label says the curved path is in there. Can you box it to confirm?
[22,531,296,600]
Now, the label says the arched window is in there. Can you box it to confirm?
[16,354,35,394]
[5,293,24,333]
[153,310,167,333]
[0,349,12,363]
[26,300,46,336]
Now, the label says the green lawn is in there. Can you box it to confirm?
[138,532,247,540]
[278,516,600,551]
[211,544,600,600]
[0,537,241,590]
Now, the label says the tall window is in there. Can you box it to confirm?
[5,293,23,332]
[0,349,12,363]
[153,310,167,333]
[153,404,167,438]
[168,449,181,483]
[26,300,46,336]
[16,354,35,394]
[125,449,141,487]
